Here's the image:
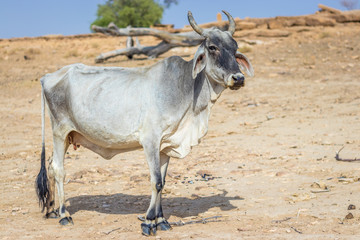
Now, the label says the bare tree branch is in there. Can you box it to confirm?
[91,24,203,46]
[92,23,205,62]
[95,41,177,62]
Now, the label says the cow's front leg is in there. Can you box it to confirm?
[141,143,166,236]
[141,180,161,236]
[156,153,171,231]
[142,144,160,236]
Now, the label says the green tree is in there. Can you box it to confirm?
[91,0,164,28]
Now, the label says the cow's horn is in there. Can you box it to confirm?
[188,11,204,36]
[222,10,235,36]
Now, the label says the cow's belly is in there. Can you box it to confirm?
[73,119,140,146]
[68,131,142,159]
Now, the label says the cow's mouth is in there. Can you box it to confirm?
[229,82,244,90]
[229,86,240,90]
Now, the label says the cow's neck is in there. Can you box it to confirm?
[207,76,225,103]
[192,70,225,114]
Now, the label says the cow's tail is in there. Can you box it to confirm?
[35,83,49,212]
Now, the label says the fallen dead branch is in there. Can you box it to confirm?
[92,23,203,62]
[335,146,360,162]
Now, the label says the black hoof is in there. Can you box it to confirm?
[157,220,172,231]
[46,210,59,219]
[141,223,156,236]
[59,217,73,226]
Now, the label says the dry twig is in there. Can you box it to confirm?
[170,216,224,226]
[291,226,303,234]
[310,189,330,193]
[272,217,292,223]
[103,227,122,235]
[65,179,85,184]
[335,146,360,162]
[137,215,224,226]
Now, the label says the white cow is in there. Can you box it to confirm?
[36,11,253,236]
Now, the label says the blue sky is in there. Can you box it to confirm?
[0,0,351,39]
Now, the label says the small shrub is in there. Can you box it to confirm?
[91,42,99,48]
[319,32,331,39]
[237,46,252,53]
[64,49,79,58]
[25,48,41,55]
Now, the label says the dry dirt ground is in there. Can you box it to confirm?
[0,23,360,239]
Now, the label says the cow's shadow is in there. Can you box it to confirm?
[67,190,243,218]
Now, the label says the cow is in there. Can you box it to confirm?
[35,11,254,236]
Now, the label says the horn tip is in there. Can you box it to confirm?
[187,11,194,21]
[222,10,231,17]
[222,10,235,35]
[187,11,204,36]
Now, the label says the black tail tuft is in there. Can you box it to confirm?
[35,144,49,212]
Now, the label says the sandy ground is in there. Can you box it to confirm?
[0,23,360,239]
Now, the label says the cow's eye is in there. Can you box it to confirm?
[208,45,217,51]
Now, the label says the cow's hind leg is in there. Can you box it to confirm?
[51,135,73,225]
[45,156,58,218]
[156,153,171,231]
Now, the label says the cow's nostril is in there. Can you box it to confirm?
[232,75,245,84]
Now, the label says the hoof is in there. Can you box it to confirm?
[141,222,156,236]
[46,210,59,219]
[157,220,172,231]
[59,217,73,226]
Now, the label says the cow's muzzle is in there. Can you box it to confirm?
[229,73,245,90]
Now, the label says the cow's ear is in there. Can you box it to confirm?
[236,51,254,77]
[192,45,206,79]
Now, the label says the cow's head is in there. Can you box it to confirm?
[189,11,254,90]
